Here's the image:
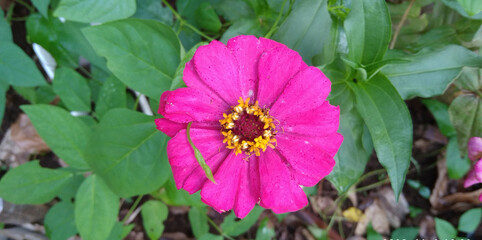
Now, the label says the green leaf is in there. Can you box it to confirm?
[455,67,482,92]
[327,108,372,193]
[383,45,482,99]
[0,10,12,42]
[45,201,77,240]
[0,161,73,204]
[199,234,224,240]
[82,19,180,100]
[220,18,267,44]
[344,0,391,65]
[366,223,383,240]
[54,0,136,23]
[221,206,264,237]
[141,200,169,240]
[0,41,46,86]
[31,0,50,18]
[21,104,91,169]
[272,0,332,65]
[350,74,413,199]
[133,0,173,25]
[435,218,458,240]
[95,76,126,120]
[256,218,275,240]
[195,2,222,32]
[446,136,471,179]
[156,175,205,207]
[457,0,482,16]
[171,42,207,90]
[187,122,216,183]
[442,0,482,19]
[458,208,482,233]
[448,94,482,155]
[0,80,8,123]
[75,175,119,240]
[106,222,123,240]
[53,67,91,112]
[86,109,169,197]
[391,227,419,240]
[188,206,209,238]
[421,99,457,137]
[57,175,84,201]
[13,85,56,104]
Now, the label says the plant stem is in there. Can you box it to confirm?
[161,0,214,41]
[264,0,288,38]
[390,0,415,49]
[6,3,15,23]
[15,0,34,13]
[206,217,235,240]
[122,195,143,224]
[356,178,390,192]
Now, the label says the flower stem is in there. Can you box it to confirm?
[207,217,235,240]
[122,195,143,224]
[161,0,214,41]
[15,0,34,13]
[390,0,415,49]
[356,178,390,192]
[264,0,288,39]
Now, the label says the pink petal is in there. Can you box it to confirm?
[258,148,308,213]
[201,152,244,213]
[464,159,482,188]
[193,40,241,105]
[155,118,220,138]
[226,35,284,100]
[479,193,482,202]
[256,46,307,108]
[155,118,186,137]
[468,137,482,161]
[233,157,260,218]
[271,67,331,117]
[158,88,228,123]
[276,133,341,186]
[182,151,230,194]
[167,128,225,190]
[276,101,340,137]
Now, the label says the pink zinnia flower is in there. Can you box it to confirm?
[464,137,482,202]
[155,35,343,217]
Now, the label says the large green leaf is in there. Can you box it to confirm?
[344,0,391,66]
[95,76,127,120]
[350,74,413,198]
[45,201,77,240]
[272,0,332,65]
[83,19,180,100]
[327,108,372,193]
[54,0,136,23]
[221,206,264,237]
[86,109,169,197]
[448,94,482,155]
[0,161,73,204]
[0,10,11,42]
[53,67,91,112]
[421,99,456,137]
[0,80,8,123]
[75,175,119,240]
[21,105,91,169]
[383,45,482,99]
[0,41,46,87]
[188,206,209,238]
[141,200,169,240]
[31,0,50,18]
[133,0,173,25]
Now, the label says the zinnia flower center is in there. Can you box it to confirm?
[220,97,277,156]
